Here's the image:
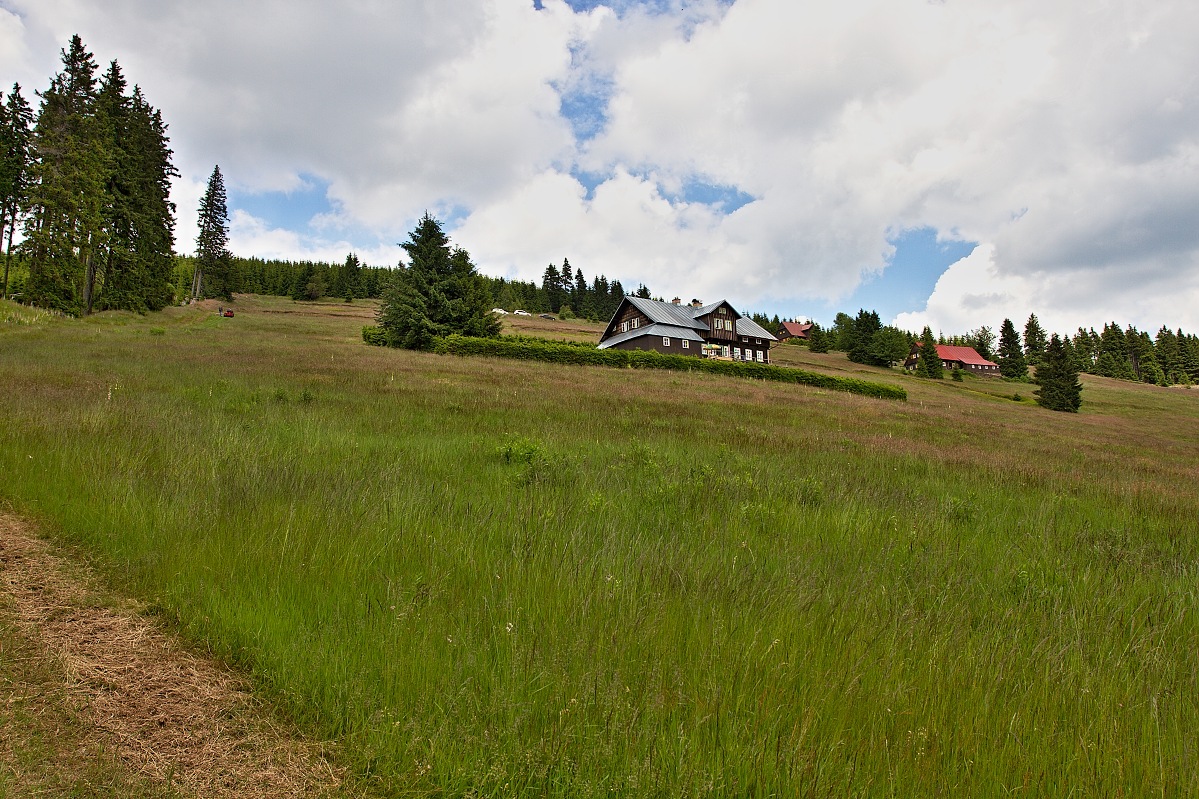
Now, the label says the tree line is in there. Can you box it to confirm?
[175,251,393,302]
[2,35,177,314]
[482,260,647,322]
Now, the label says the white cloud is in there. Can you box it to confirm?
[6,0,1199,331]
[227,210,396,267]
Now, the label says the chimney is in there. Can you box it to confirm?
[671,297,681,305]
[690,298,702,307]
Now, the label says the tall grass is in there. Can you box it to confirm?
[1,296,1196,795]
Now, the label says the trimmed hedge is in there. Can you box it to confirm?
[432,334,907,401]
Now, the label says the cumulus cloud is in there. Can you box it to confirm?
[5,0,1199,331]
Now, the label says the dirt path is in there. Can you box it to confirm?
[0,513,346,798]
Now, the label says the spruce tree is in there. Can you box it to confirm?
[869,325,912,367]
[807,322,830,353]
[541,264,561,311]
[376,213,501,349]
[1023,313,1048,365]
[1,83,34,298]
[847,309,882,365]
[916,326,943,378]
[193,165,231,299]
[93,64,177,312]
[24,35,107,314]
[967,325,995,360]
[1034,334,1082,412]
[1097,322,1135,380]
[341,253,361,301]
[997,318,1028,379]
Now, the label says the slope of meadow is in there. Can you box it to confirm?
[1,295,1196,796]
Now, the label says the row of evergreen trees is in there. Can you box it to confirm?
[174,252,393,302]
[792,307,1198,389]
[989,315,1199,386]
[481,260,646,321]
[2,36,178,314]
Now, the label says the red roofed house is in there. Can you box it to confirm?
[904,343,1000,375]
[778,320,814,341]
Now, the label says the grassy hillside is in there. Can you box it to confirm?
[2,295,1196,796]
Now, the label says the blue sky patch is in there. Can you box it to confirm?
[822,227,976,326]
[228,174,334,231]
[677,179,755,212]
[558,80,611,141]
[570,167,606,200]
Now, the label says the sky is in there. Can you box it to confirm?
[2,0,1198,335]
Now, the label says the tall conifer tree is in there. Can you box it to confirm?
[1023,313,1048,365]
[997,318,1028,379]
[193,164,231,299]
[24,35,106,314]
[1,83,34,298]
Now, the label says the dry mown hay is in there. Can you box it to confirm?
[0,514,346,798]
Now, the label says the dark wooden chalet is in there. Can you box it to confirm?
[904,343,1000,375]
[597,297,777,363]
[778,320,814,341]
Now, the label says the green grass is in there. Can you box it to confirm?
[1,295,1197,796]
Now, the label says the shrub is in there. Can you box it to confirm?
[362,326,388,346]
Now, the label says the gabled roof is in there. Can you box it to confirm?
[736,317,778,341]
[692,300,733,317]
[780,321,812,337]
[623,296,709,331]
[936,345,997,367]
[597,323,706,349]
[600,296,777,344]
[913,342,998,367]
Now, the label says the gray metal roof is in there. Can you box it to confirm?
[736,316,778,341]
[600,296,777,345]
[692,300,729,317]
[623,296,709,331]
[596,323,707,349]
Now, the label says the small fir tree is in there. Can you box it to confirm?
[376,213,501,349]
[916,327,943,379]
[1034,334,1082,412]
[807,322,830,353]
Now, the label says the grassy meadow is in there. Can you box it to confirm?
[1,294,1196,796]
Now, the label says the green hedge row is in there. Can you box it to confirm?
[428,333,906,401]
[363,326,906,400]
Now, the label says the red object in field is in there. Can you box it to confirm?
[222,310,234,317]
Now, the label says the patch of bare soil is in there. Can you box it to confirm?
[0,514,346,798]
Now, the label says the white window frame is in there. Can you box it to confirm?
[733,347,741,359]
[756,350,765,362]
[681,339,689,349]
[663,337,670,347]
